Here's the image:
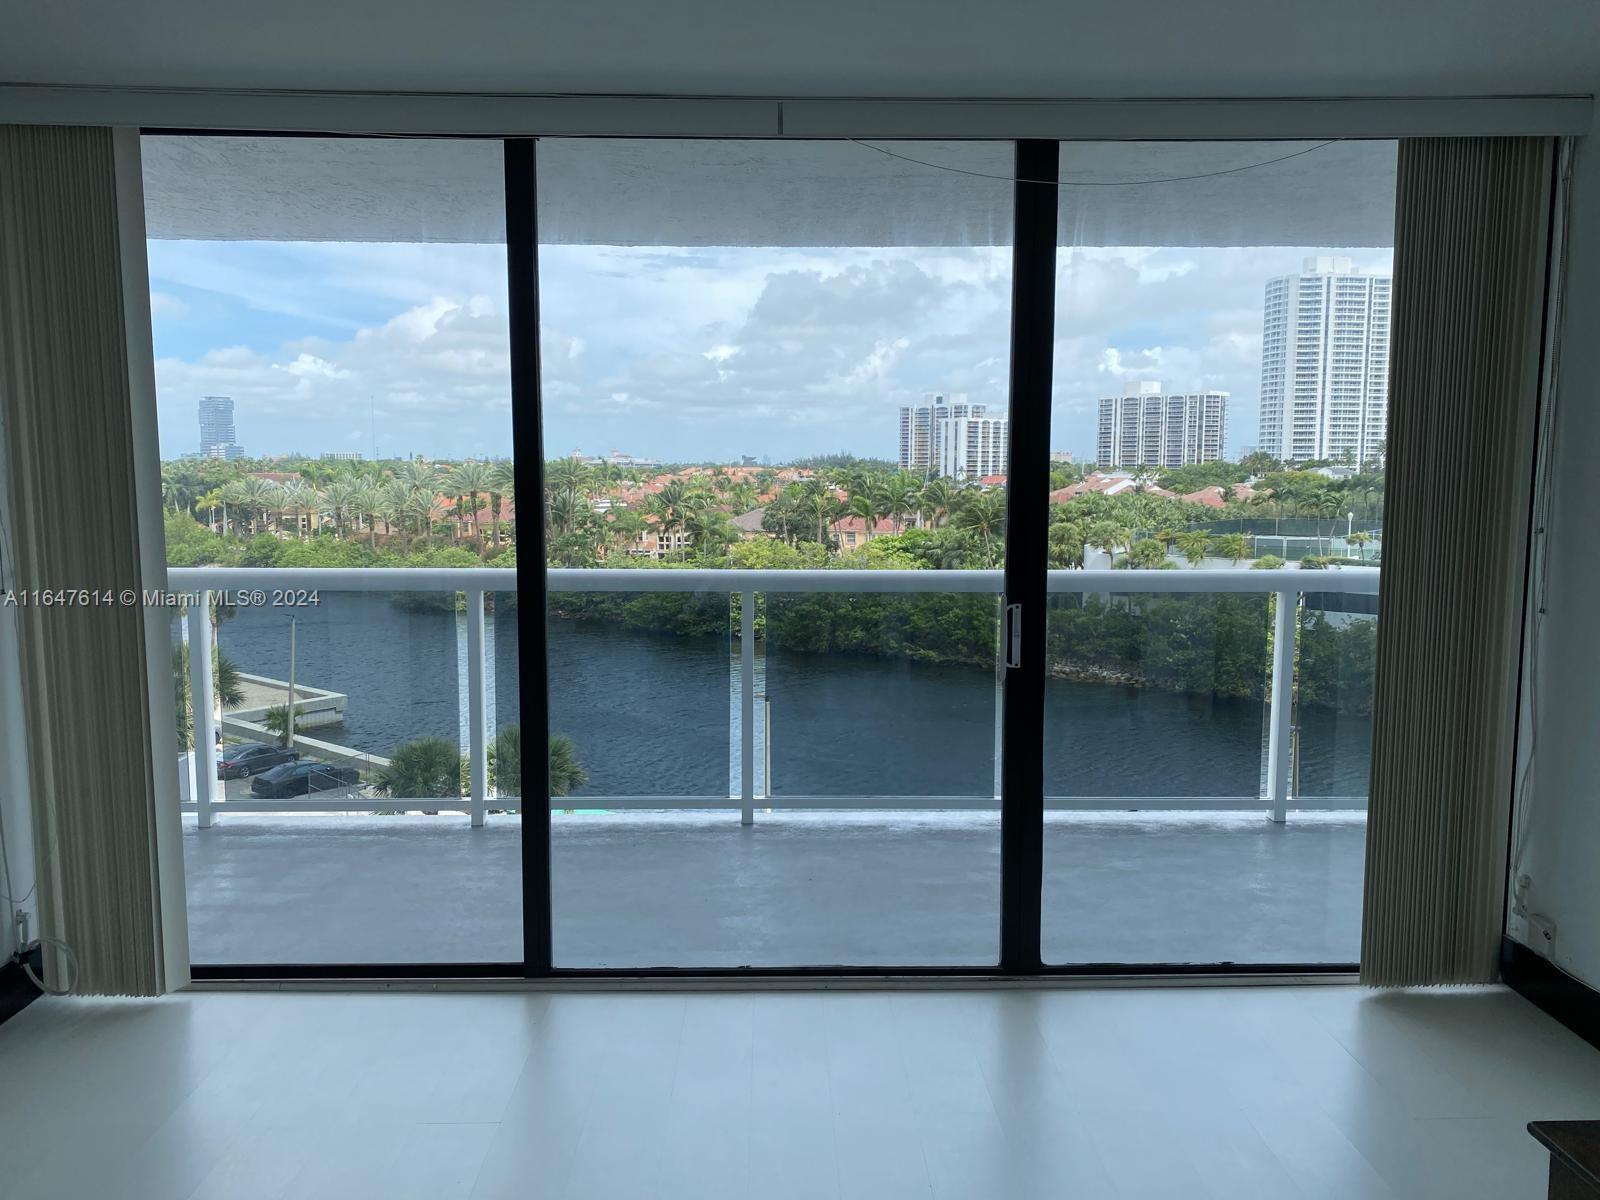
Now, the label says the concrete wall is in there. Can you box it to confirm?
[1509,120,1600,989]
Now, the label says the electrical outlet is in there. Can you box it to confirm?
[1527,912,1557,947]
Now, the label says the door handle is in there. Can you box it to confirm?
[1004,603,1023,669]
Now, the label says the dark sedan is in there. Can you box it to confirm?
[217,741,299,780]
[249,761,362,799]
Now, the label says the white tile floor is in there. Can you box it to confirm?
[0,984,1596,1199]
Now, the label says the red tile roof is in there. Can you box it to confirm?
[830,516,899,534]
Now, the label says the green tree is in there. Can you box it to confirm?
[1124,538,1169,569]
[1210,533,1250,565]
[375,735,462,799]
[262,703,307,748]
[1175,530,1210,567]
[449,462,495,546]
[549,733,587,797]
[487,460,515,549]
[951,489,1006,566]
[172,643,245,751]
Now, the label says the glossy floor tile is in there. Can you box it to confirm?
[0,984,1595,1198]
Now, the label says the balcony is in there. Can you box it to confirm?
[170,565,1378,969]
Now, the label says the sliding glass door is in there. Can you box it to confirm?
[529,139,1015,967]
[1038,140,1395,965]
[143,130,1389,974]
[142,135,522,967]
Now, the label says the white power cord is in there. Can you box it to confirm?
[21,935,77,997]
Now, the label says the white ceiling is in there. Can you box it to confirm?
[4,0,1600,99]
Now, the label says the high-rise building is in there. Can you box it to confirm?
[198,395,243,459]
[1095,381,1228,469]
[937,412,1010,482]
[898,392,984,473]
[898,393,1010,480]
[1258,256,1391,464]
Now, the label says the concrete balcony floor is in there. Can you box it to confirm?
[181,811,1366,967]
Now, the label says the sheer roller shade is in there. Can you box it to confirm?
[1361,137,1554,986]
[0,126,176,995]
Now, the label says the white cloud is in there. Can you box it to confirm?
[150,237,1390,462]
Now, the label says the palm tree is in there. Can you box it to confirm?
[606,506,647,558]
[352,484,381,548]
[276,480,314,540]
[240,477,275,535]
[1347,530,1372,561]
[449,462,494,544]
[487,460,515,549]
[396,460,439,494]
[846,489,878,542]
[545,457,589,507]
[322,479,360,540]
[375,735,462,799]
[548,490,586,538]
[220,479,251,536]
[404,487,438,547]
[918,478,953,530]
[1048,518,1087,568]
[885,473,922,532]
[1125,537,1169,569]
[484,726,586,799]
[648,480,696,558]
[377,481,409,550]
[685,508,738,559]
[797,481,842,547]
[1212,532,1250,565]
[1176,530,1210,567]
[952,489,1006,566]
[550,733,587,797]
[171,643,246,751]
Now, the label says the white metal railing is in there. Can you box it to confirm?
[167,565,1380,828]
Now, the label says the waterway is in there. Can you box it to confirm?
[216,592,1371,801]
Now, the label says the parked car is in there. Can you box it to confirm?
[249,761,362,799]
[217,741,299,780]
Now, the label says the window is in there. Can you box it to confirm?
[143,135,520,966]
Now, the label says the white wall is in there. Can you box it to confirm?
[1510,118,1600,989]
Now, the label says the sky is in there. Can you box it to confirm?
[147,238,1393,465]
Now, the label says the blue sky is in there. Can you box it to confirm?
[147,239,1392,465]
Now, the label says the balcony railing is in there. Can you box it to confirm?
[168,565,1380,828]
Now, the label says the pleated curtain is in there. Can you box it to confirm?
[1361,137,1554,985]
[0,125,170,995]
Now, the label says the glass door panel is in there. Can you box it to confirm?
[533,138,1014,966]
[1039,140,1396,964]
[142,134,519,965]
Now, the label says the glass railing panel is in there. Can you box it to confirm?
[489,589,520,807]
[548,587,738,967]
[185,588,517,965]
[1043,590,1271,800]
[1040,587,1354,965]
[764,591,1002,802]
[744,589,1002,966]
[1293,590,1378,803]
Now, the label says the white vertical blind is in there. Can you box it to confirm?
[0,125,170,995]
[1361,137,1553,986]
